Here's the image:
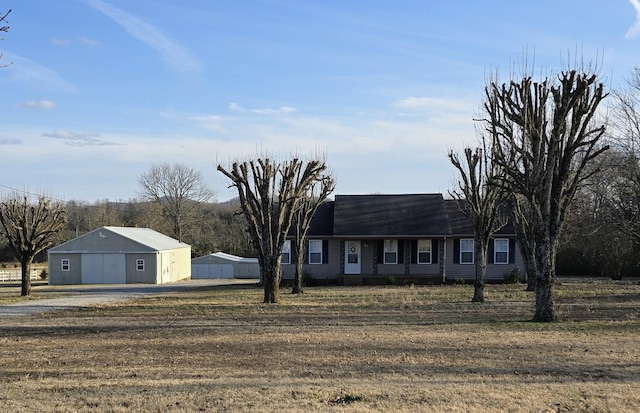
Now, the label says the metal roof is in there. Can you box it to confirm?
[102,226,189,251]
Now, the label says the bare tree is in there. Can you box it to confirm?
[291,177,336,294]
[607,66,640,245]
[449,141,507,302]
[0,195,67,296]
[218,157,332,303]
[0,9,11,68]
[138,163,214,242]
[484,69,608,321]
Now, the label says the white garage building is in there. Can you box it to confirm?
[191,252,260,279]
[48,226,191,285]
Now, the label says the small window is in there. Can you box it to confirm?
[417,239,432,264]
[136,259,145,271]
[308,240,322,264]
[384,239,398,264]
[494,238,509,264]
[61,259,70,271]
[460,239,474,264]
[281,240,291,264]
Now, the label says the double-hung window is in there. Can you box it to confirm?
[384,239,398,264]
[460,239,474,264]
[61,259,70,271]
[494,239,509,264]
[308,240,322,264]
[281,240,291,264]
[417,239,432,264]
[136,259,145,271]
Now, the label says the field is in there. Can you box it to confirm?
[0,278,639,412]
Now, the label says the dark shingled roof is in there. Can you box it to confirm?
[444,199,475,235]
[445,199,516,236]
[333,194,451,237]
[306,200,334,237]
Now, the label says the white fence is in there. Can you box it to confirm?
[0,268,39,282]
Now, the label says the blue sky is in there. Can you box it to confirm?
[1,0,639,202]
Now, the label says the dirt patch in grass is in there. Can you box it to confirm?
[0,279,638,412]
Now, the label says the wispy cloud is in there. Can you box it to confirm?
[229,102,297,115]
[15,100,56,109]
[190,115,226,132]
[51,37,100,47]
[82,0,202,75]
[1,53,77,93]
[627,0,640,39]
[0,138,22,145]
[42,131,123,147]
[393,96,473,111]
[51,38,72,46]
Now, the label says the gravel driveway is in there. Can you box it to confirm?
[0,279,258,317]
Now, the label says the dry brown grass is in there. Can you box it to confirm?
[0,278,639,412]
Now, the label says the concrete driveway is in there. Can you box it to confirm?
[0,278,258,317]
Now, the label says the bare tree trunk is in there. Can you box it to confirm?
[472,244,486,303]
[263,257,281,303]
[534,279,556,322]
[21,257,33,297]
[526,267,537,291]
[533,239,558,321]
[292,259,304,294]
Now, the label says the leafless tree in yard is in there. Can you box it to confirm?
[484,69,608,321]
[218,156,332,303]
[138,163,214,242]
[291,176,335,294]
[0,9,11,67]
[0,195,67,296]
[449,140,507,302]
[607,67,640,245]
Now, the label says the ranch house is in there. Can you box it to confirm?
[280,194,524,285]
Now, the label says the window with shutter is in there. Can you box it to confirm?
[281,240,291,264]
[383,239,397,264]
[308,240,322,264]
[417,239,432,264]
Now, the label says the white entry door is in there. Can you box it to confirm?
[344,241,361,274]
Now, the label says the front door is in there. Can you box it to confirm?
[344,241,361,274]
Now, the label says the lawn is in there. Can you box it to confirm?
[0,278,638,412]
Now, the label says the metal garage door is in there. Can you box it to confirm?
[192,264,234,279]
[81,254,126,284]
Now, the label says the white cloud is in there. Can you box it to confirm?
[42,131,123,146]
[190,115,226,132]
[16,100,56,109]
[393,96,475,113]
[626,0,640,39]
[79,37,100,47]
[51,38,72,46]
[228,102,244,112]
[52,37,100,47]
[228,102,297,115]
[82,0,202,75]
[253,106,297,115]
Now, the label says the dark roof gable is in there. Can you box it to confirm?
[444,199,516,236]
[333,194,451,237]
